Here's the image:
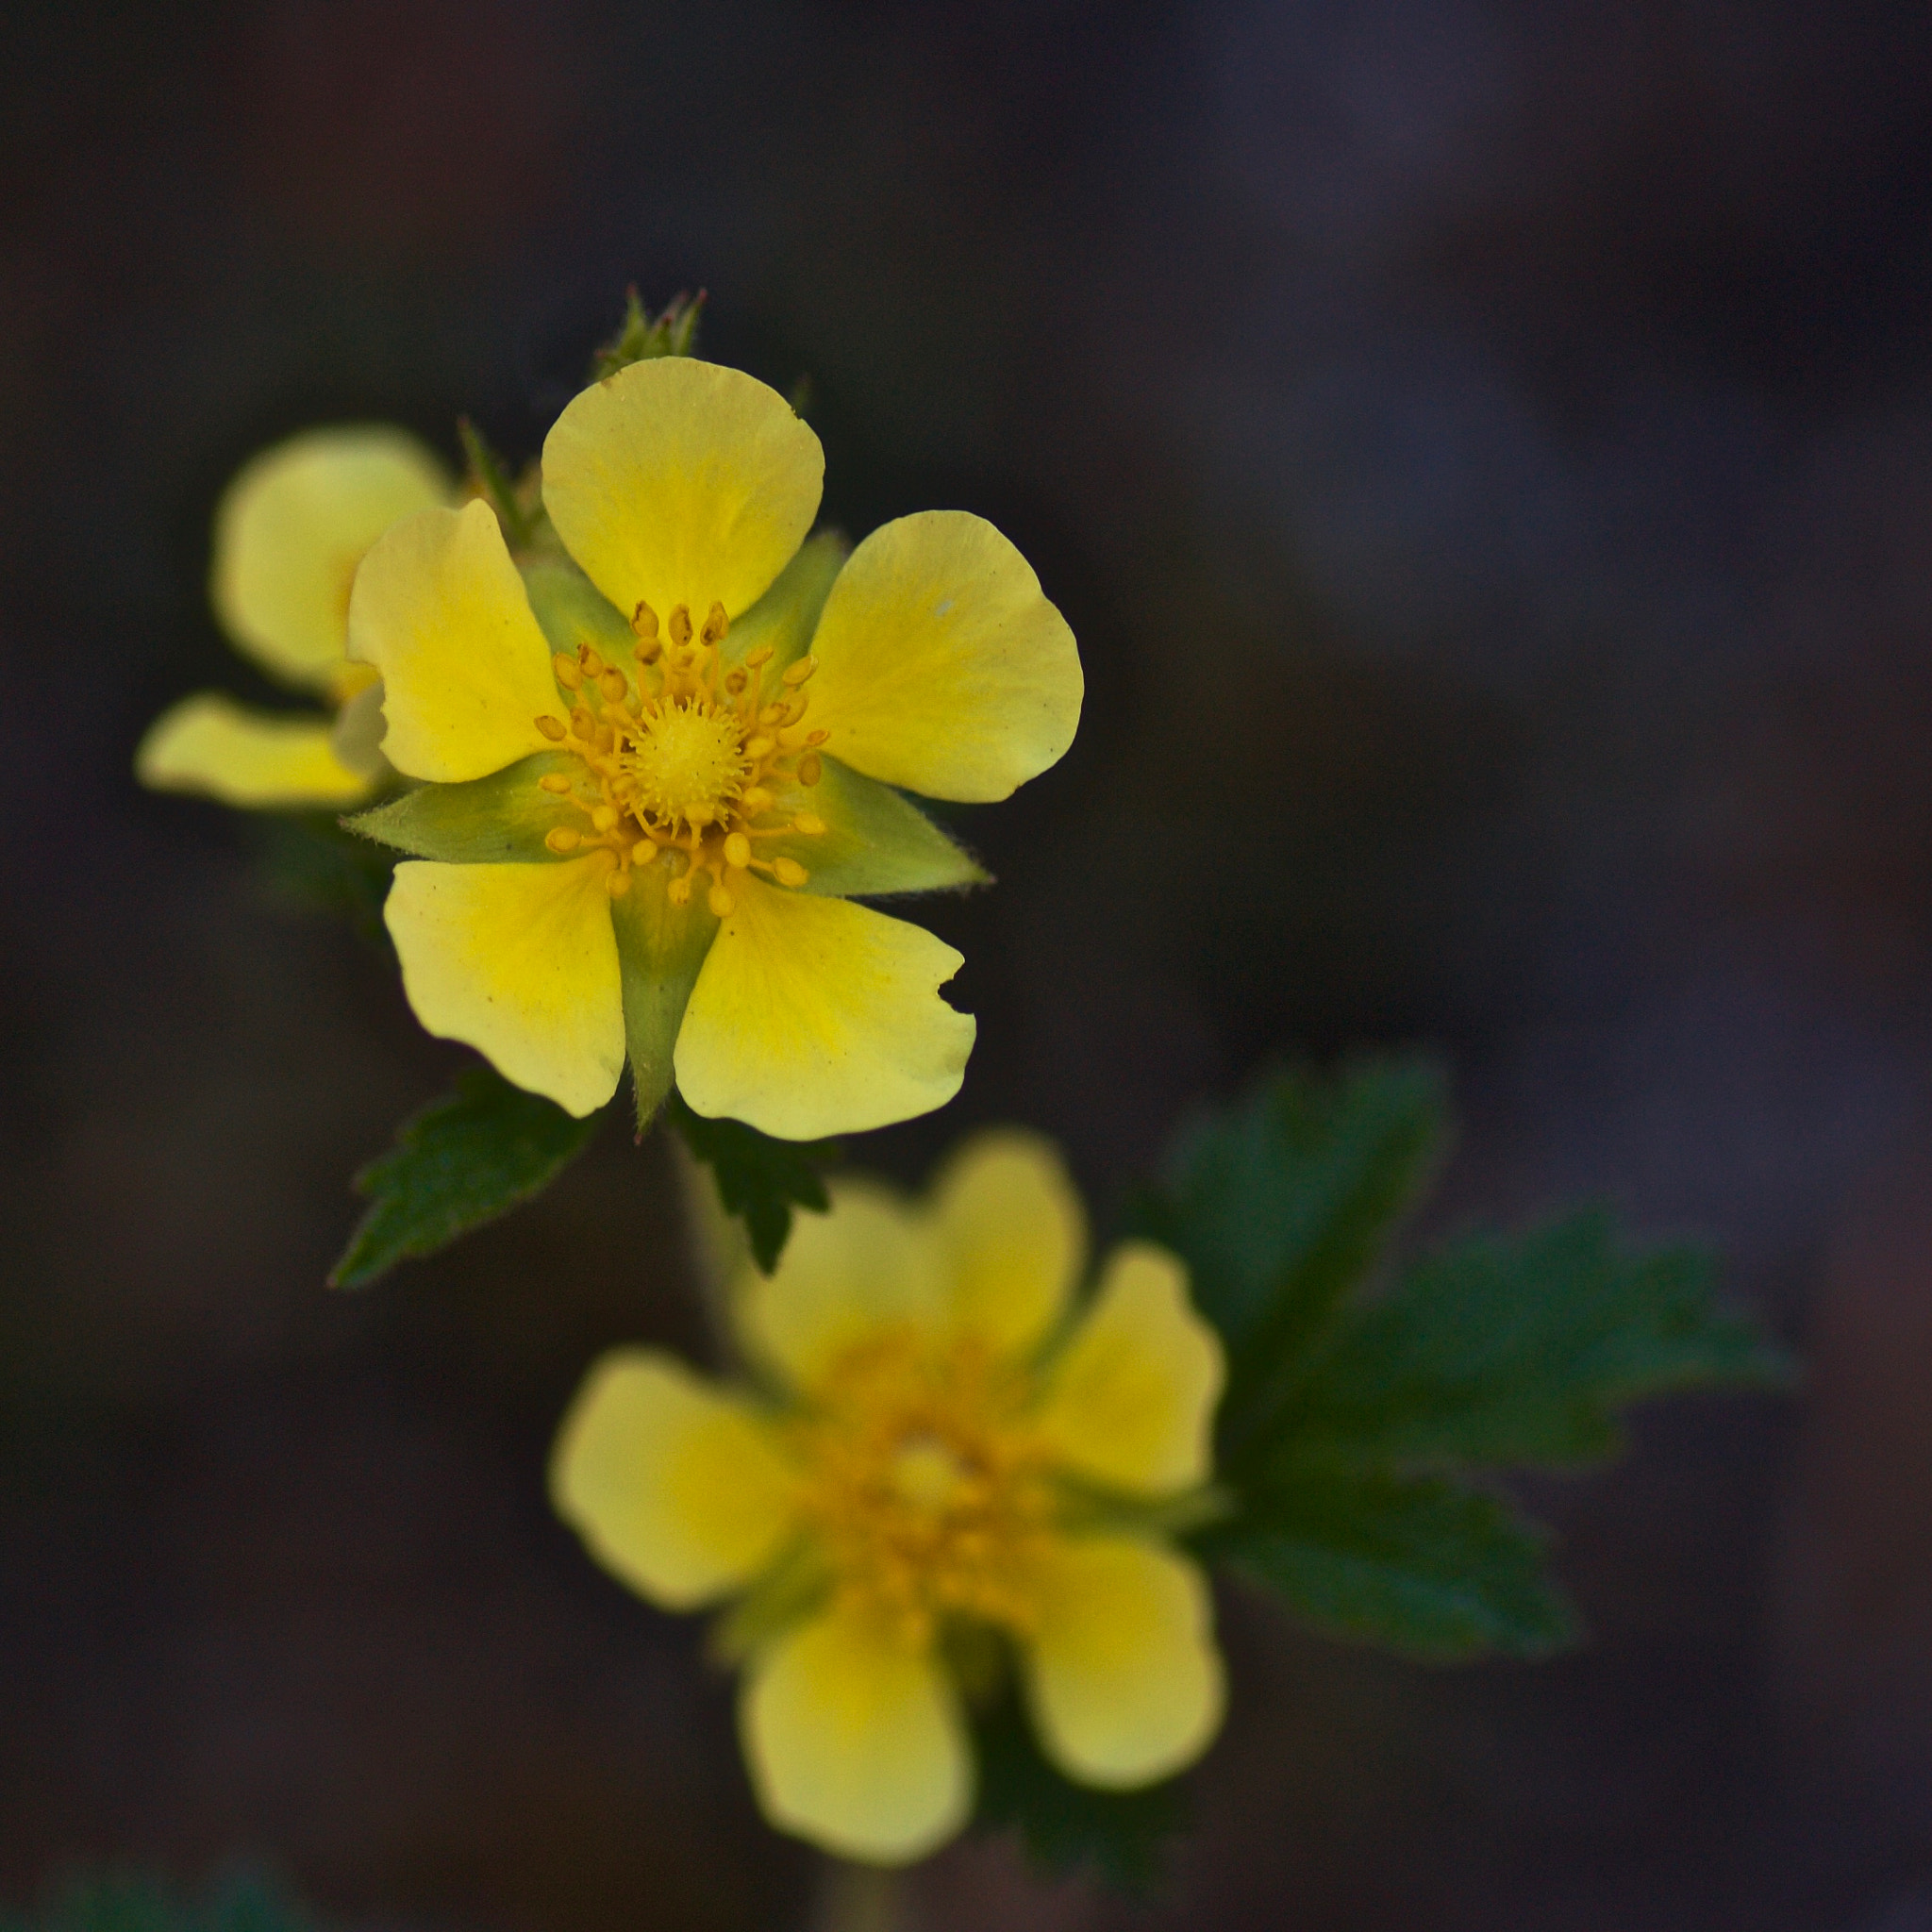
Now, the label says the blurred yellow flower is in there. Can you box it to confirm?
[136,426,453,808]
[552,1132,1225,1865]
[345,356,1082,1138]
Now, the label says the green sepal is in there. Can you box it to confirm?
[1126,1058,1446,1460]
[329,1064,603,1290]
[591,287,704,377]
[971,1688,1188,1895]
[342,752,581,864]
[608,863,720,1132]
[665,1093,838,1274]
[769,754,988,899]
[1291,1212,1796,1470]
[521,558,639,658]
[250,810,396,948]
[1199,1455,1577,1660]
[728,529,848,672]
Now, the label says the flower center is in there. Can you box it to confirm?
[791,1331,1057,1649]
[531,596,828,918]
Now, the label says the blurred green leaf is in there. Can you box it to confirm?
[1138,1061,1791,1668]
[1127,1058,1446,1457]
[665,1093,837,1273]
[331,1065,603,1289]
[250,810,396,948]
[0,1871,313,1932]
[1204,1454,1575,1659]
[1291,1212,1793,1469]
[972,1690,1186,1894]
[591,287,705,378]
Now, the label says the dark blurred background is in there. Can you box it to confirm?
[5,1,1932,1925]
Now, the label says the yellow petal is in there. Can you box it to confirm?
[135,692,375,808]
[741,1604,971,1863]
[928,1129,1086,1359]
[674,879,974,1141]
[348,501,560,783]
[384,858,624,1117]
[735,1179,943,1395]
[1035,1242,1224,1497]
[550,1349,797,1609]
[541,358,824,625]
[211,425,451,691]
[1022,1537,1224,1788]
[806,510,1083,803]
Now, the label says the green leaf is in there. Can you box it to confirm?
[1129,1058,1447,1454]
[1203,1455,1576,1660]
[458,415,535,549]
[1291,1212,1794,1469]
[1,1872,316,1932]
[665,1092,837,1273]
[343,753,581,864]
[331,1065,603,1289]
[972,1690,1186,1895]
[591,287,705,378]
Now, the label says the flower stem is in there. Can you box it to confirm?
[812,1860,908,1932]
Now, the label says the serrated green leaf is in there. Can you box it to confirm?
[1203,1455,1577,1660]
[1129,1058,1447,1456]
[972,1690,1186,1894]
[666,1093,836,1273]
[1291,1212,1794,1469]
[331,1065,603,1289]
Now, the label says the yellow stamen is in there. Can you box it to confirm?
[599,669,628,705]
[797,753,822,787]
[535,714,567,741]
[773,857,808,888]
[606,868,631,898]
[553,654,583,691]
[708,883,735,918]
[545,826,581,854]
[539,773,573,794]
[724,832,752,869]
[631,599,659,640]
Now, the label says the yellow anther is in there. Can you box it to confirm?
[631,599,659,639]
[701,601,729,645]
[570,705,595,740]
[743,644,774,670]
[773,857,808,888]
[806,729,829,746]
[797,753,823,786]
[792,812,825,836]
[782,655,817,686]
[545,826,581,854]
[667,874,691,907]
[591,804,619,833]
[724,668,748,695]
[669,604,693,646]
[708,883,735,918]
[724,832,752,870]
[580,647,605,677]
[599,668,628,704]
[605,868,631,898]
[594,724,616,755]
[535,714,567,741]
[553,654,583,690]
[757,705,784,727]
[744,736,774,760]
[686,802,714,827]
[632,840,658,866]
[739,785,773,815]
[539,773,573,794]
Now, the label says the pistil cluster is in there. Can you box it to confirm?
[532,596,827,915]
[793,1332,1058,1649]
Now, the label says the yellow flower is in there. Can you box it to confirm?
[551,1132,1226,1865]
[136,425,453,808]
[343,357,1082,1138]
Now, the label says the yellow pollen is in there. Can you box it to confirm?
[797,753,822,787]
[535,714,566,741]
[708,883,735,918]
[625,706,746,825]
[792,1332,1057,1646]
[539,773,573,794]
[581,647,605,676]
[553,654,582,691]
[545,826,580,854]
[631,600,659,639]
[773,857,808,888]
[723,831,752,870]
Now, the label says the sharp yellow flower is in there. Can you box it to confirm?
[343,357,1082,1138]
[552,1132,1226,1866]
[136,426,454,808]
